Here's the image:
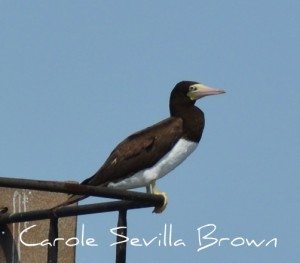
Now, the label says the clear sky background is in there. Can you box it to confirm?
[1,1,299,262]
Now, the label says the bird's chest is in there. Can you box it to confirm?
[150,138,198,178]
[108,138,198,189]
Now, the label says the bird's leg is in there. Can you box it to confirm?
[146,180,168,213]
[146,184,152,194]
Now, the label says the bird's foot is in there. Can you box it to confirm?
[152,191,168,213]
[147,181,168,213]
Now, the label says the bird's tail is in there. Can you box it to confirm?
[51,194,87,210]
[51,172,99,210]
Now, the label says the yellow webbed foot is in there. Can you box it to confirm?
[152,191,168,213]
[146,181,168,213]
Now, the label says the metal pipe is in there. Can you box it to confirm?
[0,200,155,225]
[0,176,164,205]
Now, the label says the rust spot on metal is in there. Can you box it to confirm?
[0,207,8,214]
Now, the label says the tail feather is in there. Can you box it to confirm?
[51,171,101,210]
[51,194,87,210]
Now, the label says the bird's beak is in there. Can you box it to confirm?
[188,83,226,100]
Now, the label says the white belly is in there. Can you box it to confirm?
[107,138,198,189]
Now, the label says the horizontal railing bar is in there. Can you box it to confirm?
[0,176,163,205]
[0,200,155,224]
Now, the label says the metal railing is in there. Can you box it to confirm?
[0,176,164,263]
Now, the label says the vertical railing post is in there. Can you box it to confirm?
[47,218,58,263]
[115,209,127,263]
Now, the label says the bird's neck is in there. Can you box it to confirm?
[170,104,205,143]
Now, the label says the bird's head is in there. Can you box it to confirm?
[170,81,225,106]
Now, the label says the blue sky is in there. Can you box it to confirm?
[1,1,299,262]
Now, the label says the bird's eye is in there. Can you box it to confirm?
[190,86,197,91]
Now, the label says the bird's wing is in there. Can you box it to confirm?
[82,117,183,186]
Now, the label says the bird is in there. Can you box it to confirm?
[53,81,225,213]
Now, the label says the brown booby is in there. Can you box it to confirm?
[54,81,225,212]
